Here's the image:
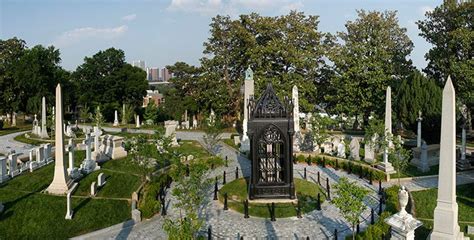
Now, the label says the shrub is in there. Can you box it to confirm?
[139,182,162,219]
[0,120,3,130]
[296,155,306,163]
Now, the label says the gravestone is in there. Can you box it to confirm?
[12,112,16,127]
[337,142,346,158]
[110,135,127,159]
[40,96,49,139]
[0,157,9,183]
[46,84,73,195]
[32,114,39,135]
[385,186,422,240]
[332,136,341,153]
[92,127,108,162]
[377,86,395,173]
[8,152,20,177]
[350,137,360,160]
[132,209,141,222]
[364,134,376,163]
[44,143,52,162]
[457,123,471,170]
[164,120,179,146]
[136,115,140,128]
[98,173,106,187]
[430,76,467,240]
[67,139,81,179]
[292,85,300,133]
[192,116,198,129]
[80,129,100,173]
[90,181,97,196]
[113,110,119,127]
[418,142,429,173]
[36,146,44,163]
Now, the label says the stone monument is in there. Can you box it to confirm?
[164,120,179,146]
[377,86,395,173]
[113,110,119,127]
[385,186,422,240]
[429,76,468,240]
[46,84,73,195]
[136,115,140,128]
[292,85,301,152]
[350,137,360,160]
[417,111,423,148]
[40,96,49,139]
[240,67,254,152]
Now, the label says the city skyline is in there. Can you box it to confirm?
[1,0,440,71]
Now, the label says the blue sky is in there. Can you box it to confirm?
[1,0,440,71]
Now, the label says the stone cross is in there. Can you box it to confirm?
[46,84,72,195]
[40,96,49,139]
[292,85,300,133]
[417,111,423,148]
[113,110,119,127]
[93,126,102,154]
[430,76,466,239]
[85,130,92,161]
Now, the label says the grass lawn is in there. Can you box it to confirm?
[390,164,439,179]
[14,133,52,146]
[218,178,326,218]
[412,183,474,239]
[223,138,239,150]
[0,188,130,240]
[0,125,30,136]
[176,140,212,159]
[0,151,143,239]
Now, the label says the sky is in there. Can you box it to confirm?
[1,0,441,71]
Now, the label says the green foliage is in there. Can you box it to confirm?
[395,70,442,143]
[389,136,411,184]
[139,181,163,219]
[417,0,474,122]
[94,106,104,127]
[326,10,413,124]
[121,103,135,125]
[126,134,161,181]
[79,104,91,123]
[143,102,158,125]
[310,114,336,145]
[364,118,386,150]
[202,119,224,153]
[333,177,370,240]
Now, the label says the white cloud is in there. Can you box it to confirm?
[419,6,433,16]
[167,0,303,15]
[53,25,128,48]
[122,14,137,21]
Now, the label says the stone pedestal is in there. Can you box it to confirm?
[385,209,422,240]
[241,67,254,153]
[457,127,471,170]
[110,135,127,159]
[418,142,430,173]
[164,120,179,146]
[377,150,396,174]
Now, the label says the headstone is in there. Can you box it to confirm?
[364,135,376,163]
[8,153,19,177]
[457,124,470,170]
[430,76,467,240]
[92,126,108,162]
[192,116,198,129]
[45,84,73,195]
[136,115,140,128]
[132,209,141,222]
[65,190,73,220]
[337,142,346,158]
[385,186,422,240]
[209,109,216,125]
[110,135,127,159]
[40,96,49,138]
[122,103,126,125]
[90,181,97,196]
[44,143,52,162]
[377,86,395,173]
[132,191,139,202]
[98,173,106,187]
[32,114,39,135]
[350,137,360,160]
[332,136,341,153]
[164,120,179,146]
[113,110,119,127]
[418,142,430,173]
[0,157,9,183]
[11,112,16,127]
[417,111,423,148]
[66,139,81,179]
[306,112,313,130]
[80,129,100,173]
[36,146,44,163]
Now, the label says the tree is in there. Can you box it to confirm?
[144,102,158,125]
[121,103,135,125]
[79,105,91,123]
[310,114,336,146]
[333,177,370,240]
[126,134,158,182]
[389,136,411,185]
[417,0,474,129]
[395,70,442,143]
[202,119,224,154]
[94,106,104,127]
[327,10,413,126]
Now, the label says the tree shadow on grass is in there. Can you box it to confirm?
[0,182,49,220]
[74,197,92,213]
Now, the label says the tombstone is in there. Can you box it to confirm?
[11,112,16,127]
[45,84,73,195]
[418,142,430,173]
[164,120,179,146]
[65,191,73,220]
[136,115,140,128]
[8,153,19,178]
[377,86,395,173]
[36,146,44,163]
[192,116,198,129]
[0,157,9,183]
[183,110,190,129]
[132,191,139,202]
[132,209,142,222]
[40,96,49,139]
[385,186,422,240]
[350,137,360,160]
[337,142,346,158]
[32,114,39,135]
[67,139,81,179]
[80,129,100,174]
[92,127,108,162]
[332,136,341,153]
[416,111,423,148]
[90,181,97,196]
[430,76,467,240]
[322,141,333,154]
[305,112,313,130]
[113,110,119,127]
[411,144,440,169]
[457,123,470,170]
[110,135,127,159]
[364,135,376,163]
[97,173,106,187]
[65,122,75,138]
[44,143,52,162]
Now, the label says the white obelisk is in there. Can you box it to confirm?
[40,96,49,139]
[292,85,300,133]
[113,110,119,127]
[240,67,254,152]
[430,76,467,240]
[46,84,72,195]
[377,86,395,173]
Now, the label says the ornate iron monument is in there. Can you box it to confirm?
[248,83,295,199]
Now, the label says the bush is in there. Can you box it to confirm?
[139,182,162,219]
[296,155,306,163]
[0,120,3,130]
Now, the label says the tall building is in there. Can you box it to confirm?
[148,67,159,81]
[132,60,146,71]
[161,67,171,82]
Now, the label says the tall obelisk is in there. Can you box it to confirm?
[46,84,72,195]
[40,96,49,138]
[377,86,395,173]
[430,77,467,240]
[240,67,254,152]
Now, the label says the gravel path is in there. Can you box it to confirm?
[0,131,35,156]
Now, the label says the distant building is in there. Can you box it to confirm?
[132,60,146,71]
[148,68,159,81]
[143,90,165,107]
[161,67,171,82]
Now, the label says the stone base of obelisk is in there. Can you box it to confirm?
[240,138,250,152]
[429,202,469,240]
[377,161,396,174]
[385,212,422,240]
[81,159,101,174]
[45,178,73,195]
[456,159,473,171]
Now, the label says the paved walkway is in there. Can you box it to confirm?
[0,131,35,156]
[385,170,474,192]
